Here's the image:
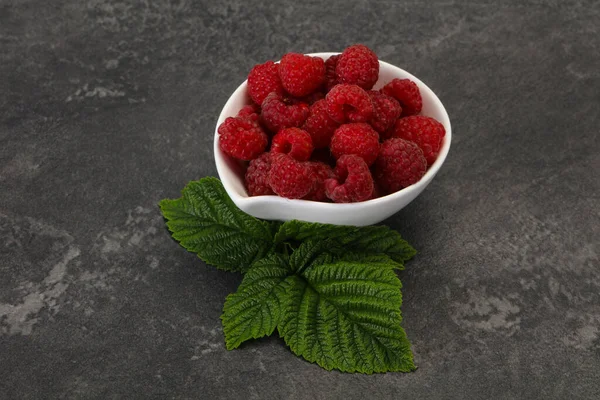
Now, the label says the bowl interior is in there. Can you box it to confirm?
[214,52,451,224]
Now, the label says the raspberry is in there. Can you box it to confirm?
[303,161,335,202]
[278,53,325,97]
[237,104,260,122]
[325,155,374,203]
[218,116,268,160]
[247,61,284,105]
[335,44,379,90]
[368,91,402,134]
[330,123,380,166]
[324,55,339,91]
[268,153,315,199]
[391,115,445,166]
[374,138,427,194]
[245,152,274,196]
[261,92,309,133]
[271,127,314,161]
[381,78,422,116]
[326,84,374,123]
[301,99,339,148]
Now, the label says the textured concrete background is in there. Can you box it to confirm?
[1,0,599,399]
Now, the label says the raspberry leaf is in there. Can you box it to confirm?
[289,239,336,273]
[275,220,416,266]
[221,254,293,349]
[278,240,415,373]
[162,177,418,373]
[159,177,275,272]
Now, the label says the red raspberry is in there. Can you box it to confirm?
[381,78,422,116]
[247,61,284,105]
[324,55,339,91]
[301,99,340,148]
[368,91,402,134]
[335,44,379,90]
[245,152,274,196]
[330,123,380,166]
[268,153,315,199]
[391,115,445,166]
[278,53,325,97]
[218,116,268,161]
[271,127,314,161]
[374,138,427,194]
[303,161,335,202]
[325,155,374,203]
[261,92,309,134]
[326,84,374,123]
[237,104,260,122]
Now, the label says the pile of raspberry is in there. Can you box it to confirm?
[217,44,446,203]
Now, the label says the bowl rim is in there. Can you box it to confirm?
[214,52,452,210]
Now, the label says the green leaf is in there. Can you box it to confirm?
[289,239,335,273]
[221,254,293,349]
[332,252,404,269]
[289,240,402,273]
[159,177,275,272]
[278,242,415,373]
[275,220,416,265]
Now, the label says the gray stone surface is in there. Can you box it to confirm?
[1,0,599,398]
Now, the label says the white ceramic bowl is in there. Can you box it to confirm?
[214,52,451,226]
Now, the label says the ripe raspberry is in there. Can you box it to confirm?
[381,78,422,116]
[368,91,402,134]
[301,99,339,148]
[335,44,379,90]
[326,84,374,123]
[325,155,374,203]
[261,92,310,133]
[390,115,445,166]
[218,116,268,161]
[247,61,284,105]
[268,153,315,199]
[278,53,325,97]
[271,127,314,161]
[324,55,340,91]
[330,123,380,166]
[303,161,335,202]
[237,104,260,122]
[374,138,427,194]
[245,152,274,196]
